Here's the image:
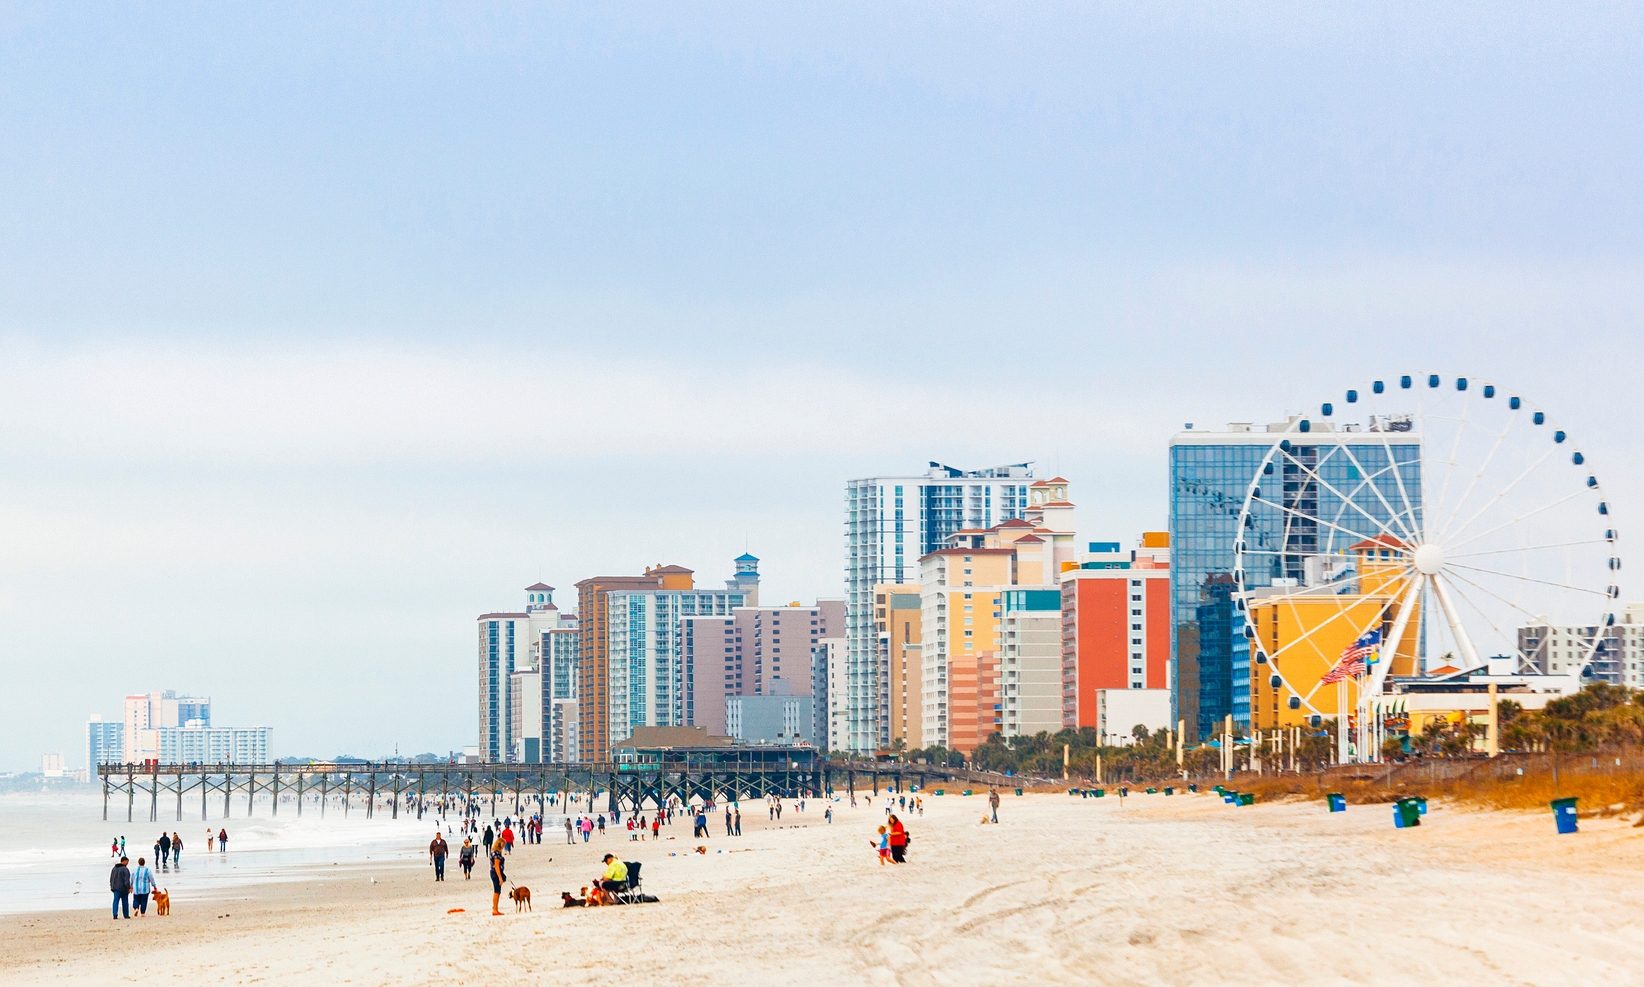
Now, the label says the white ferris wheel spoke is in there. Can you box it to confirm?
[1258,566,1421,669]
[1363,573,1425,700]
[1445,487,1587,556]
[1439,443,1563,551]
[1427,382,1473,539]
[1435,412,1517,545]
[1439,574,1532,670]
[1249,496,1397,549]
[1333,441,1420,545]
[1267,567,1421,706]
[1443,567,1561,634]
[1363,383,1424,543]
[1449,539,1606,559]
[1444,563,1608,597]
[1277,446,1412,552]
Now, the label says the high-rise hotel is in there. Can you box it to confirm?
[844,462,1037,753]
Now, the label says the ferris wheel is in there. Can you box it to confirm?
[1232,374,1621,756]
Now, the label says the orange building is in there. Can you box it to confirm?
[1247,536,1421,731]
[874,583,923,750]
[1059,534,1171,729]
[574,567,693,763]
[946,649,1001,753]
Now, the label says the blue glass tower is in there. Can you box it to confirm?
[1170,420,1421,739]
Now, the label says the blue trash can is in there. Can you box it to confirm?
[1552,797,1579,835]
[1327,793,1346,813]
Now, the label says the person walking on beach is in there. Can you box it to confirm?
[459,838,477,879]
[132,857,155,915]
[482,825,494,853]
[565,817,575,844]
[489,838,507,916]
[119,836,126,857]
[110,839,119,858]
[158,832,171,871]
[502,824,514,853]
[430,832,449,881]
[874,826,889,865]
[825,806,832,824]
[725,807,733,836]
[888,814,908,864]
[597,814,605,835]
[988,788,1000,824]
[110,856,132,919]
[171,833,182,868]
[652,814,661,840]
[733,807,741,836]
[581,816,592,842]
[218,828,228,853]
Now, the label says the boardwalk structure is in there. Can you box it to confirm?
[97,750,982,822]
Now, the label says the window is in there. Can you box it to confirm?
[1131,580,1141,587]
[1132,624,1142,631]
[1132,638,1142,645]
[1131,609,1142,616]
[1131,595,1142,602]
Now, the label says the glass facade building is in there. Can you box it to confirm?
[1170,423,1421,739]
[844,462,1035,753]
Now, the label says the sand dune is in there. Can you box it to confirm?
[7,791,1642,986]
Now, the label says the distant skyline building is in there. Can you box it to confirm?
[578,560,753,760]
[1060,534,1172,730]
[156,724,271,763]
[873,583,923,751]
[87,715,124,771]
[681,593,842,737]
[726,681,815,745]
[478,584,577,764]
[1521,602,1644,686]
[123,691,211,762]
[845,462,1038,753]
[1169,418,1422,739]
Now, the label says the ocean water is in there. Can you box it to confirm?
[0,788,462,914]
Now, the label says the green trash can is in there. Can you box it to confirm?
[1394,798,1422,828]
[1163,787,1174,796]
[934,789,945,796]
[1237,792,1254,806]
[1094,788,1105,798]
[1552,797,1579,835]
[1015,788,1023,797]
[1145,787,1157,794]
[1326,793,1347,812]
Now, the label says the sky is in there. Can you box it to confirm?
[2,2,1641,769]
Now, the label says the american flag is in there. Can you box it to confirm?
[1321,629,1381,684]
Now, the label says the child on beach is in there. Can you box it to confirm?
[874,826,890,865]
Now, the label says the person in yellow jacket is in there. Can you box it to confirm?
[599,854,628,895]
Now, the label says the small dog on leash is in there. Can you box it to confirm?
[510,886,532,912]
[154,889,171,916]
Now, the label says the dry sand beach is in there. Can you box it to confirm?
[8,791,1644,986]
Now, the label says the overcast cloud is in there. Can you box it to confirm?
[1,2,1640,768]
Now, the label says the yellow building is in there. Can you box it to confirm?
[1248,537,1421,730]
[874,583,923,751]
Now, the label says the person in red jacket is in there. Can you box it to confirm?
[887,814,908,864]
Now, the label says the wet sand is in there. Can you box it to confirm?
[7,791,1643,986]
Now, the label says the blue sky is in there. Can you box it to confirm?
[2,2,1640,768]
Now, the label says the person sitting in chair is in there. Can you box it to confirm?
[599,854,628,896]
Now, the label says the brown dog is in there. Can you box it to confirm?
[153,889,170,916]
[510,886,532,912]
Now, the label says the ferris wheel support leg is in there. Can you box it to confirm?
[1364,575,1427,705]
[1430,574,1483,672]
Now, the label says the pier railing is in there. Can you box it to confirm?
[95,758,966,822]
